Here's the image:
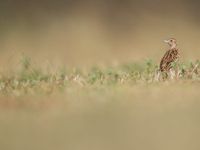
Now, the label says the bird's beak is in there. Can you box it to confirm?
[164,40,169,43]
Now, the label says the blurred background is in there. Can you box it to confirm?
[0,0,200,68]
[1,1,200,150]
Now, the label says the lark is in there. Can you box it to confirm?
[156,38,180,80]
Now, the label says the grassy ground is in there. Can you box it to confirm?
[0,57,200,96]
[0,57,200,150]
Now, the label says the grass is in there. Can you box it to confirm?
[1,57,200,150]
[0,57,200,96]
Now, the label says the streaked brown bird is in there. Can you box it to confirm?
[160,38,180,72]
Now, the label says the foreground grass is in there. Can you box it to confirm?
[1,83,200,150]
[0,58,200,150]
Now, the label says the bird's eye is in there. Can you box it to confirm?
[170,40,173,42]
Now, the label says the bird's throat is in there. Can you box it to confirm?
[170,44,177,49]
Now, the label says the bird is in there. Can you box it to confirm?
[159,38,180,73]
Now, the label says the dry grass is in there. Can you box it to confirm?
[0,57,200,150]
[1,83,200,150]
[0,57,200,96]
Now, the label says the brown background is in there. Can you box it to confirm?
[1,0,200,67]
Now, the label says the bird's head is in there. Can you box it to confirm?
[164,38,177,49]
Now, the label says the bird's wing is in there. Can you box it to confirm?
[160,49,177,71]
